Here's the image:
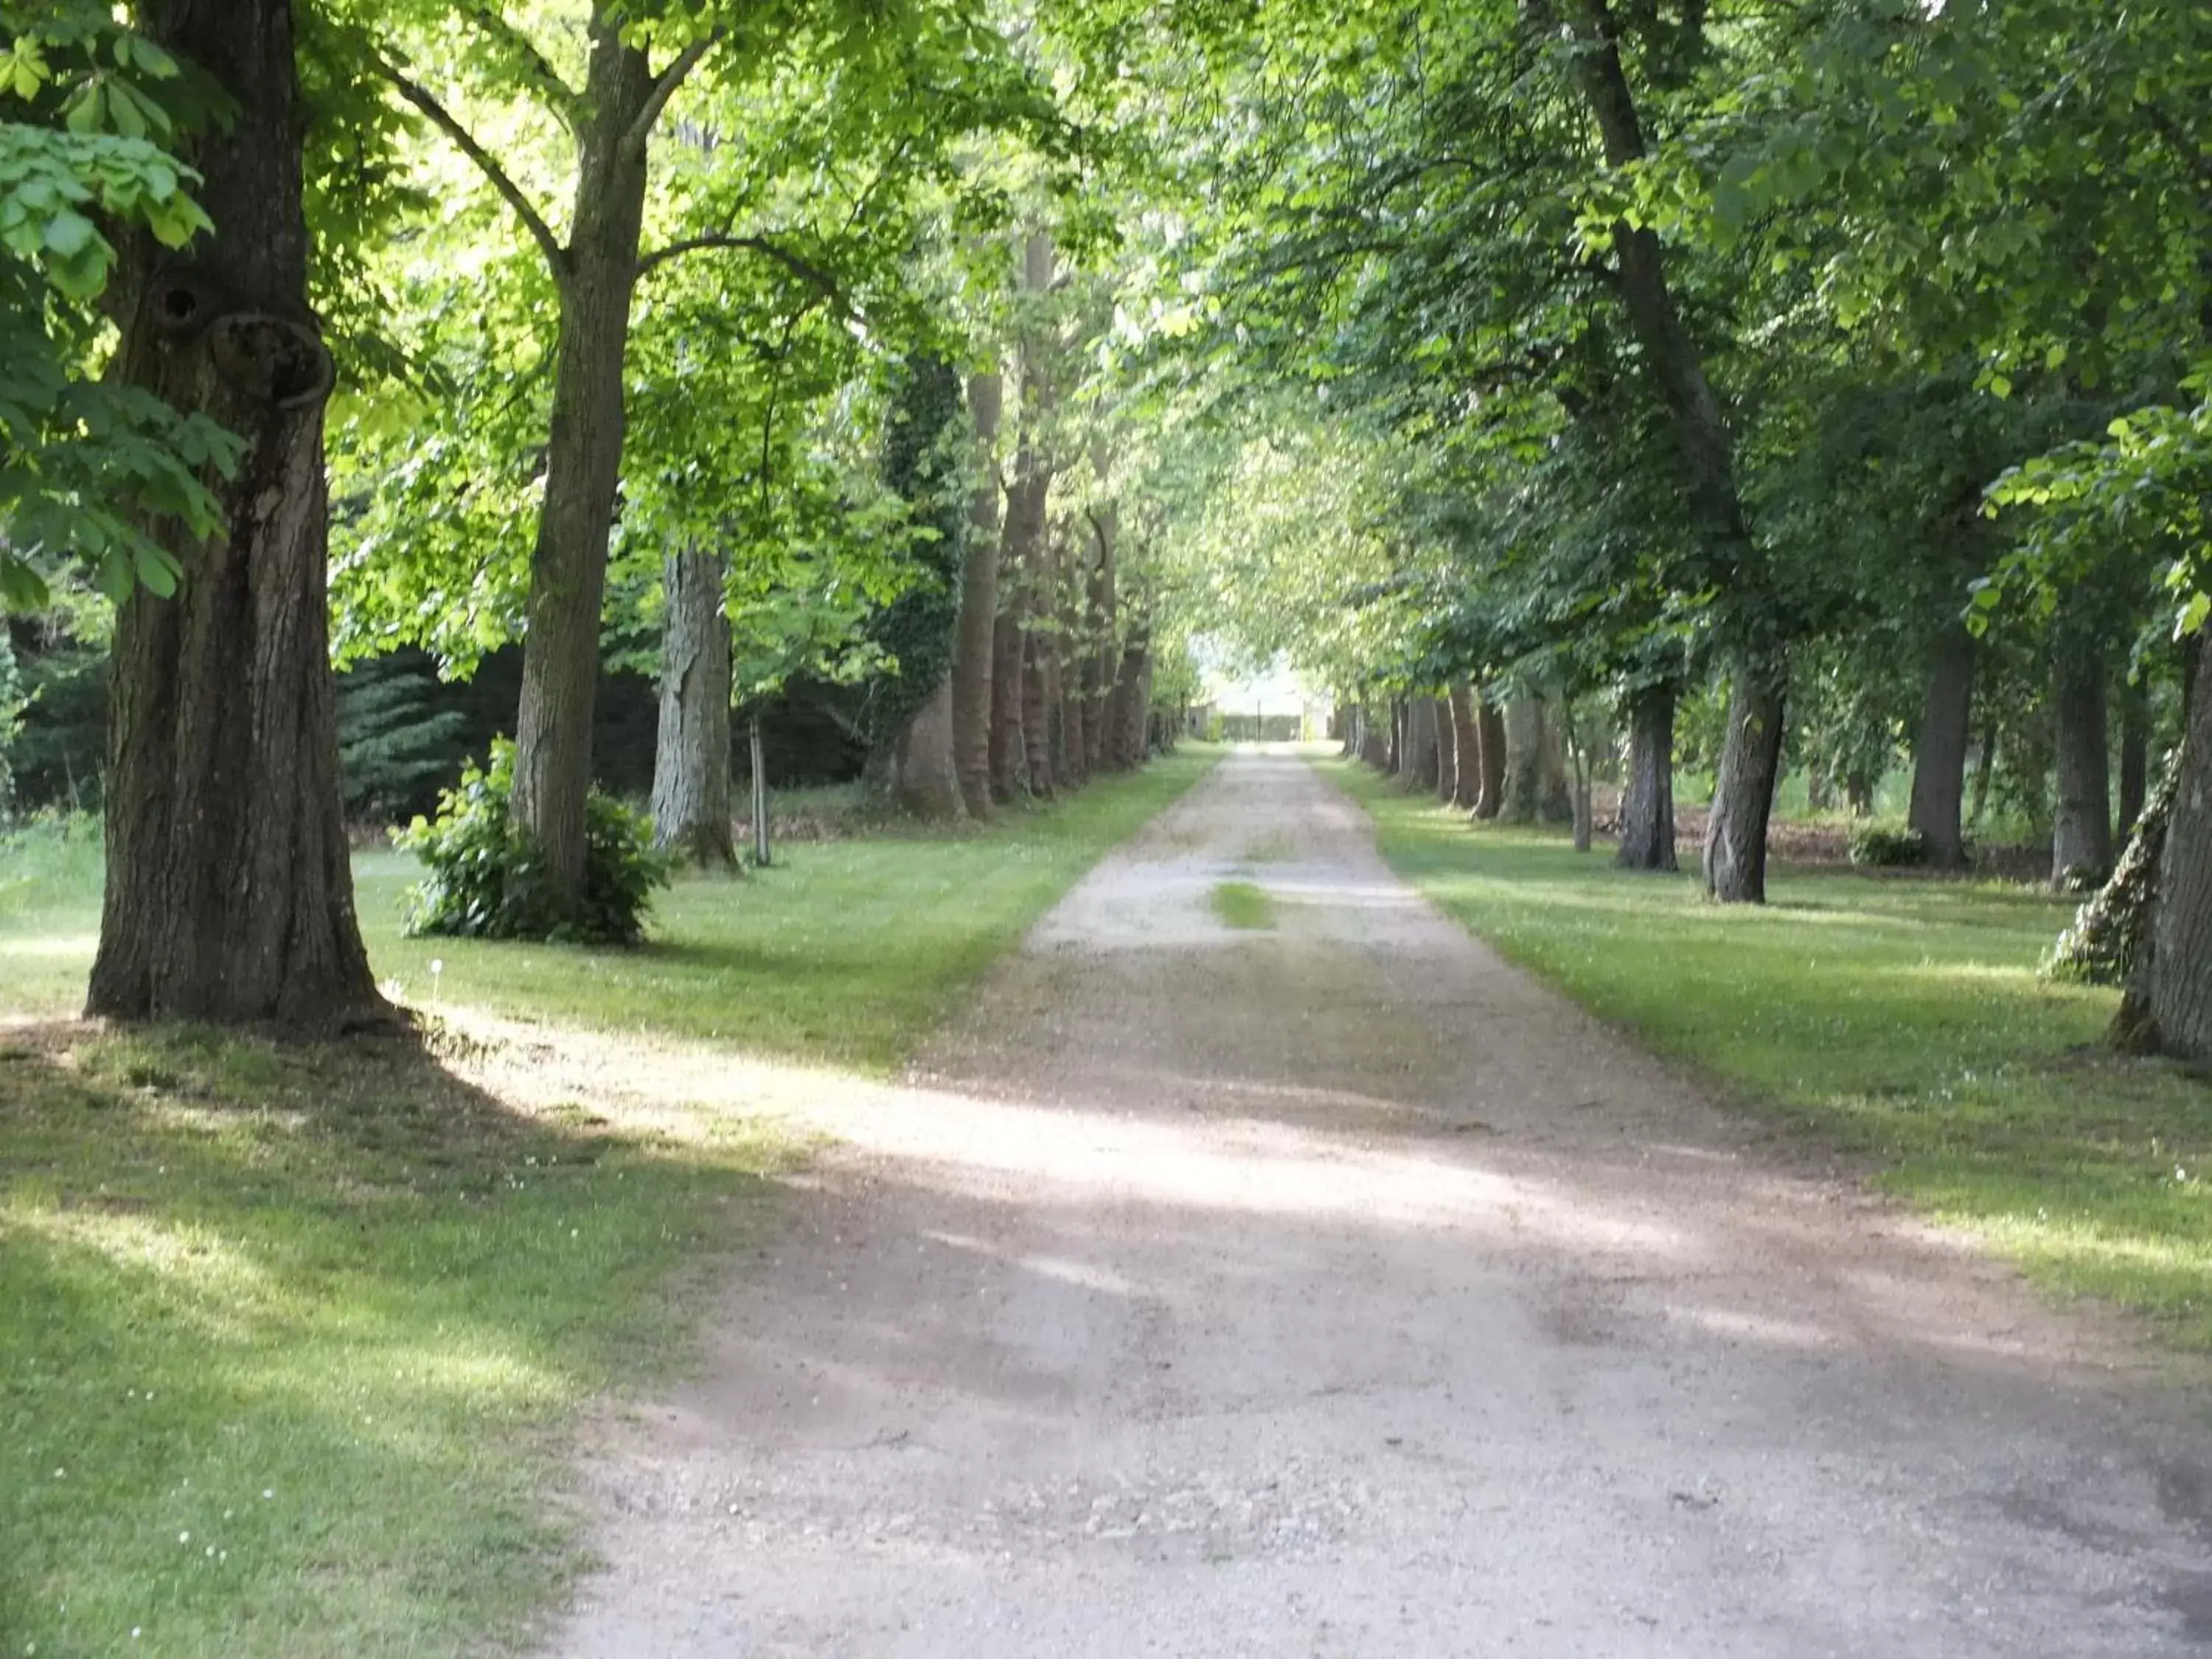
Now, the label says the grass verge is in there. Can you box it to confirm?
[1,747,1218,1657]
[1324,757,2212,1351]
[1209,880,1277,931]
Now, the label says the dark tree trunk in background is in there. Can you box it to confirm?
[1474,698,1507,818]
[1388,699,1405,773]
[1907,620,1975,867]
[1360,703,1390,768]
[1502,697,1545,820]
[988,568,1029,800]
[2052,628,2114,885]
[509,18,655,916]
[1702,661,1787,904]
[1434,696,1458,803]
[1404,697,1440,790]
[649,545,736,867]
[1022,529,1056,797]
[1568,0,1778,899]
[1110,628,1150,768]
[1615,684,1678,872]
[1448,684,1482,810]
[2119,675,2150,838]
[889,678,964,819]
[88,0,382,1026]
[2138,659,2212,1060]
[952,370,1002,818]
[1082,528,1115,776]
[1058,552,1088,790]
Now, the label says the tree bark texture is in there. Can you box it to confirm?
[1360,703,1390,769]
[2119,676,2150,838]
[1022,529,1056,797]
[1058,542,1089,790]
[649,546,736,867]
[2052,629,2114,884]
[1702,660,1787,903]
[2141,660,2212,1060]
[88,0,382,1027]
[1082,512,1116,776]
[510,16,655,915]
[1449,684,1483,810]
[1615,684,1678,872]
[1474,698,1507,818]
[1907,621,1975,867]
[1404,697,1441,790]
[1434,696,1458,804]
[952,370,1001,817]
[889,677,964,820]
[1111,629,1151,769]
[1501,697,1548,821]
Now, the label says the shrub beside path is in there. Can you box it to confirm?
[544,749,2212,1658]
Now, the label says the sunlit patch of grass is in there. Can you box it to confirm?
[0,749,1219,1655]
[1210,880,1277,931]
[0,1024,799,1659]
[1326,759,2212,1350]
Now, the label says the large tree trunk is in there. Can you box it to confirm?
[1022,528,1056,797]
[1569,0,1779,896]
[1058,540,1089,792]
[1907,620,1975,867]
[1113,627,1152,768]
[1473,698,1507,818]
[889,677,964,819]
[952,371,1001,818]
[509,18,655,916]
[1702,660,1787,903]
[1501,697,1546,821]
[649,545,736,868]
[1615,684,1678,872]
[1448,684,1483,810]
[2052,628,2114,885]
[2118,675,2151,839]
[1082,523,1115,776]
[2138,660,2212,1060]
[1360,702,1390,769]
[989,233,1055,801]
[88,0,382,1027]
[1404,697,1441,790]
[1434,696,1458,803]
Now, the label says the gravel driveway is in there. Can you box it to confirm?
[544,749,2212,1658]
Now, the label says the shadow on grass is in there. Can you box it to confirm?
[1,1020,777,1659]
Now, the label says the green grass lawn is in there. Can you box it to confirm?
[0,747,1217,1659]
[1326,757,2212,1351]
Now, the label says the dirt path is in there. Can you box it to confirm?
[544,750,2212,1658]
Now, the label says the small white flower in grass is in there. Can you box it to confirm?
[262,1489,274,1500]
[131,1630,140,1641]
[178,1532,189,1544]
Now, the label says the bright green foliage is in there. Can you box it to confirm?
[0,2,239,611]
[397,740,672,946]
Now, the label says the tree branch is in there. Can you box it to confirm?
[456,6,582,134]
[635,232,855,317]
[375,59,569,279]
[622,35,720,159]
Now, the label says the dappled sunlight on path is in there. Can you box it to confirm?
[538,753,2212,1659]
